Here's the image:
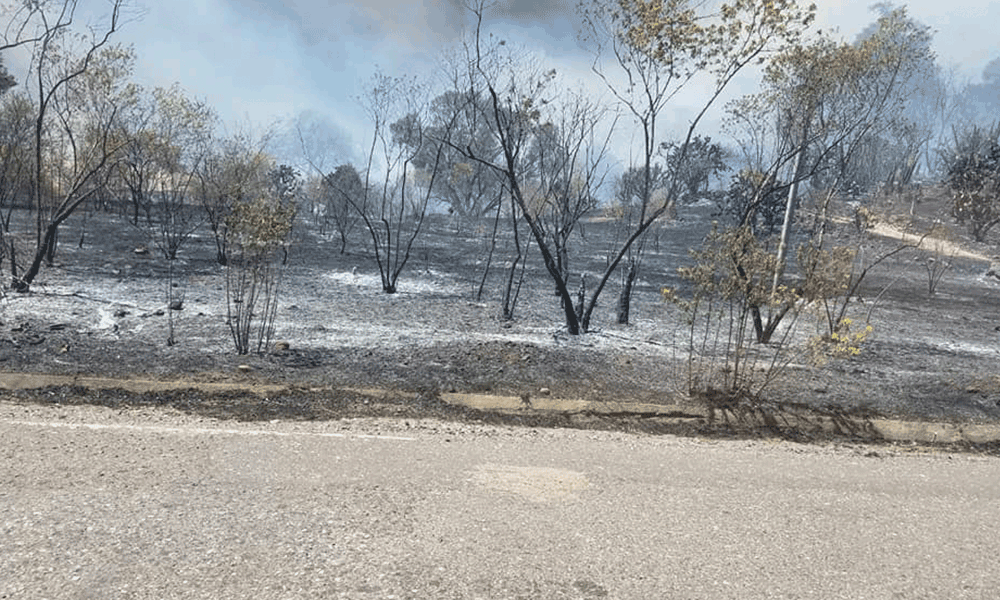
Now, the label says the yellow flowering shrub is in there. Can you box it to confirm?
[809,317,873,365]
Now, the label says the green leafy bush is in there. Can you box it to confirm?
[665,223,881,409]
[665,225,805,403]
[225,193,296,355]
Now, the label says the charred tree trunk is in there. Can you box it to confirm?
[751,302,792,344]
[501,253,522,321]
[616,258,639,325]
[500,199,528,321]
[210,222,228,265]
[14,220,59,291]
[43,223,57,266]
[477,192,504,303]
[575,274,587,323]
[554,242,569,296]
[7,239,16,287]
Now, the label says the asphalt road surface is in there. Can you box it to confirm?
[2,400,999,599]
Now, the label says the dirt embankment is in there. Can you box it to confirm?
[4,372,1000,454]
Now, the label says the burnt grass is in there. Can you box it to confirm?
[2,188,1000,450]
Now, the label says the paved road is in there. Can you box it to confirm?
[2,401,999,599]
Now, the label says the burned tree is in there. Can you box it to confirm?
[2,0,136,291]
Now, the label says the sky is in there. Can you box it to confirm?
[6,0,1000,169]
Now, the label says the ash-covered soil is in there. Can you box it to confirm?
[2,189,999,440]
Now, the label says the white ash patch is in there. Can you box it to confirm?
[323,268,466,296]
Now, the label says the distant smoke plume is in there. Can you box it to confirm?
[488,0,574,22]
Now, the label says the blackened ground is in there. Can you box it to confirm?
[1,188,1000,452]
